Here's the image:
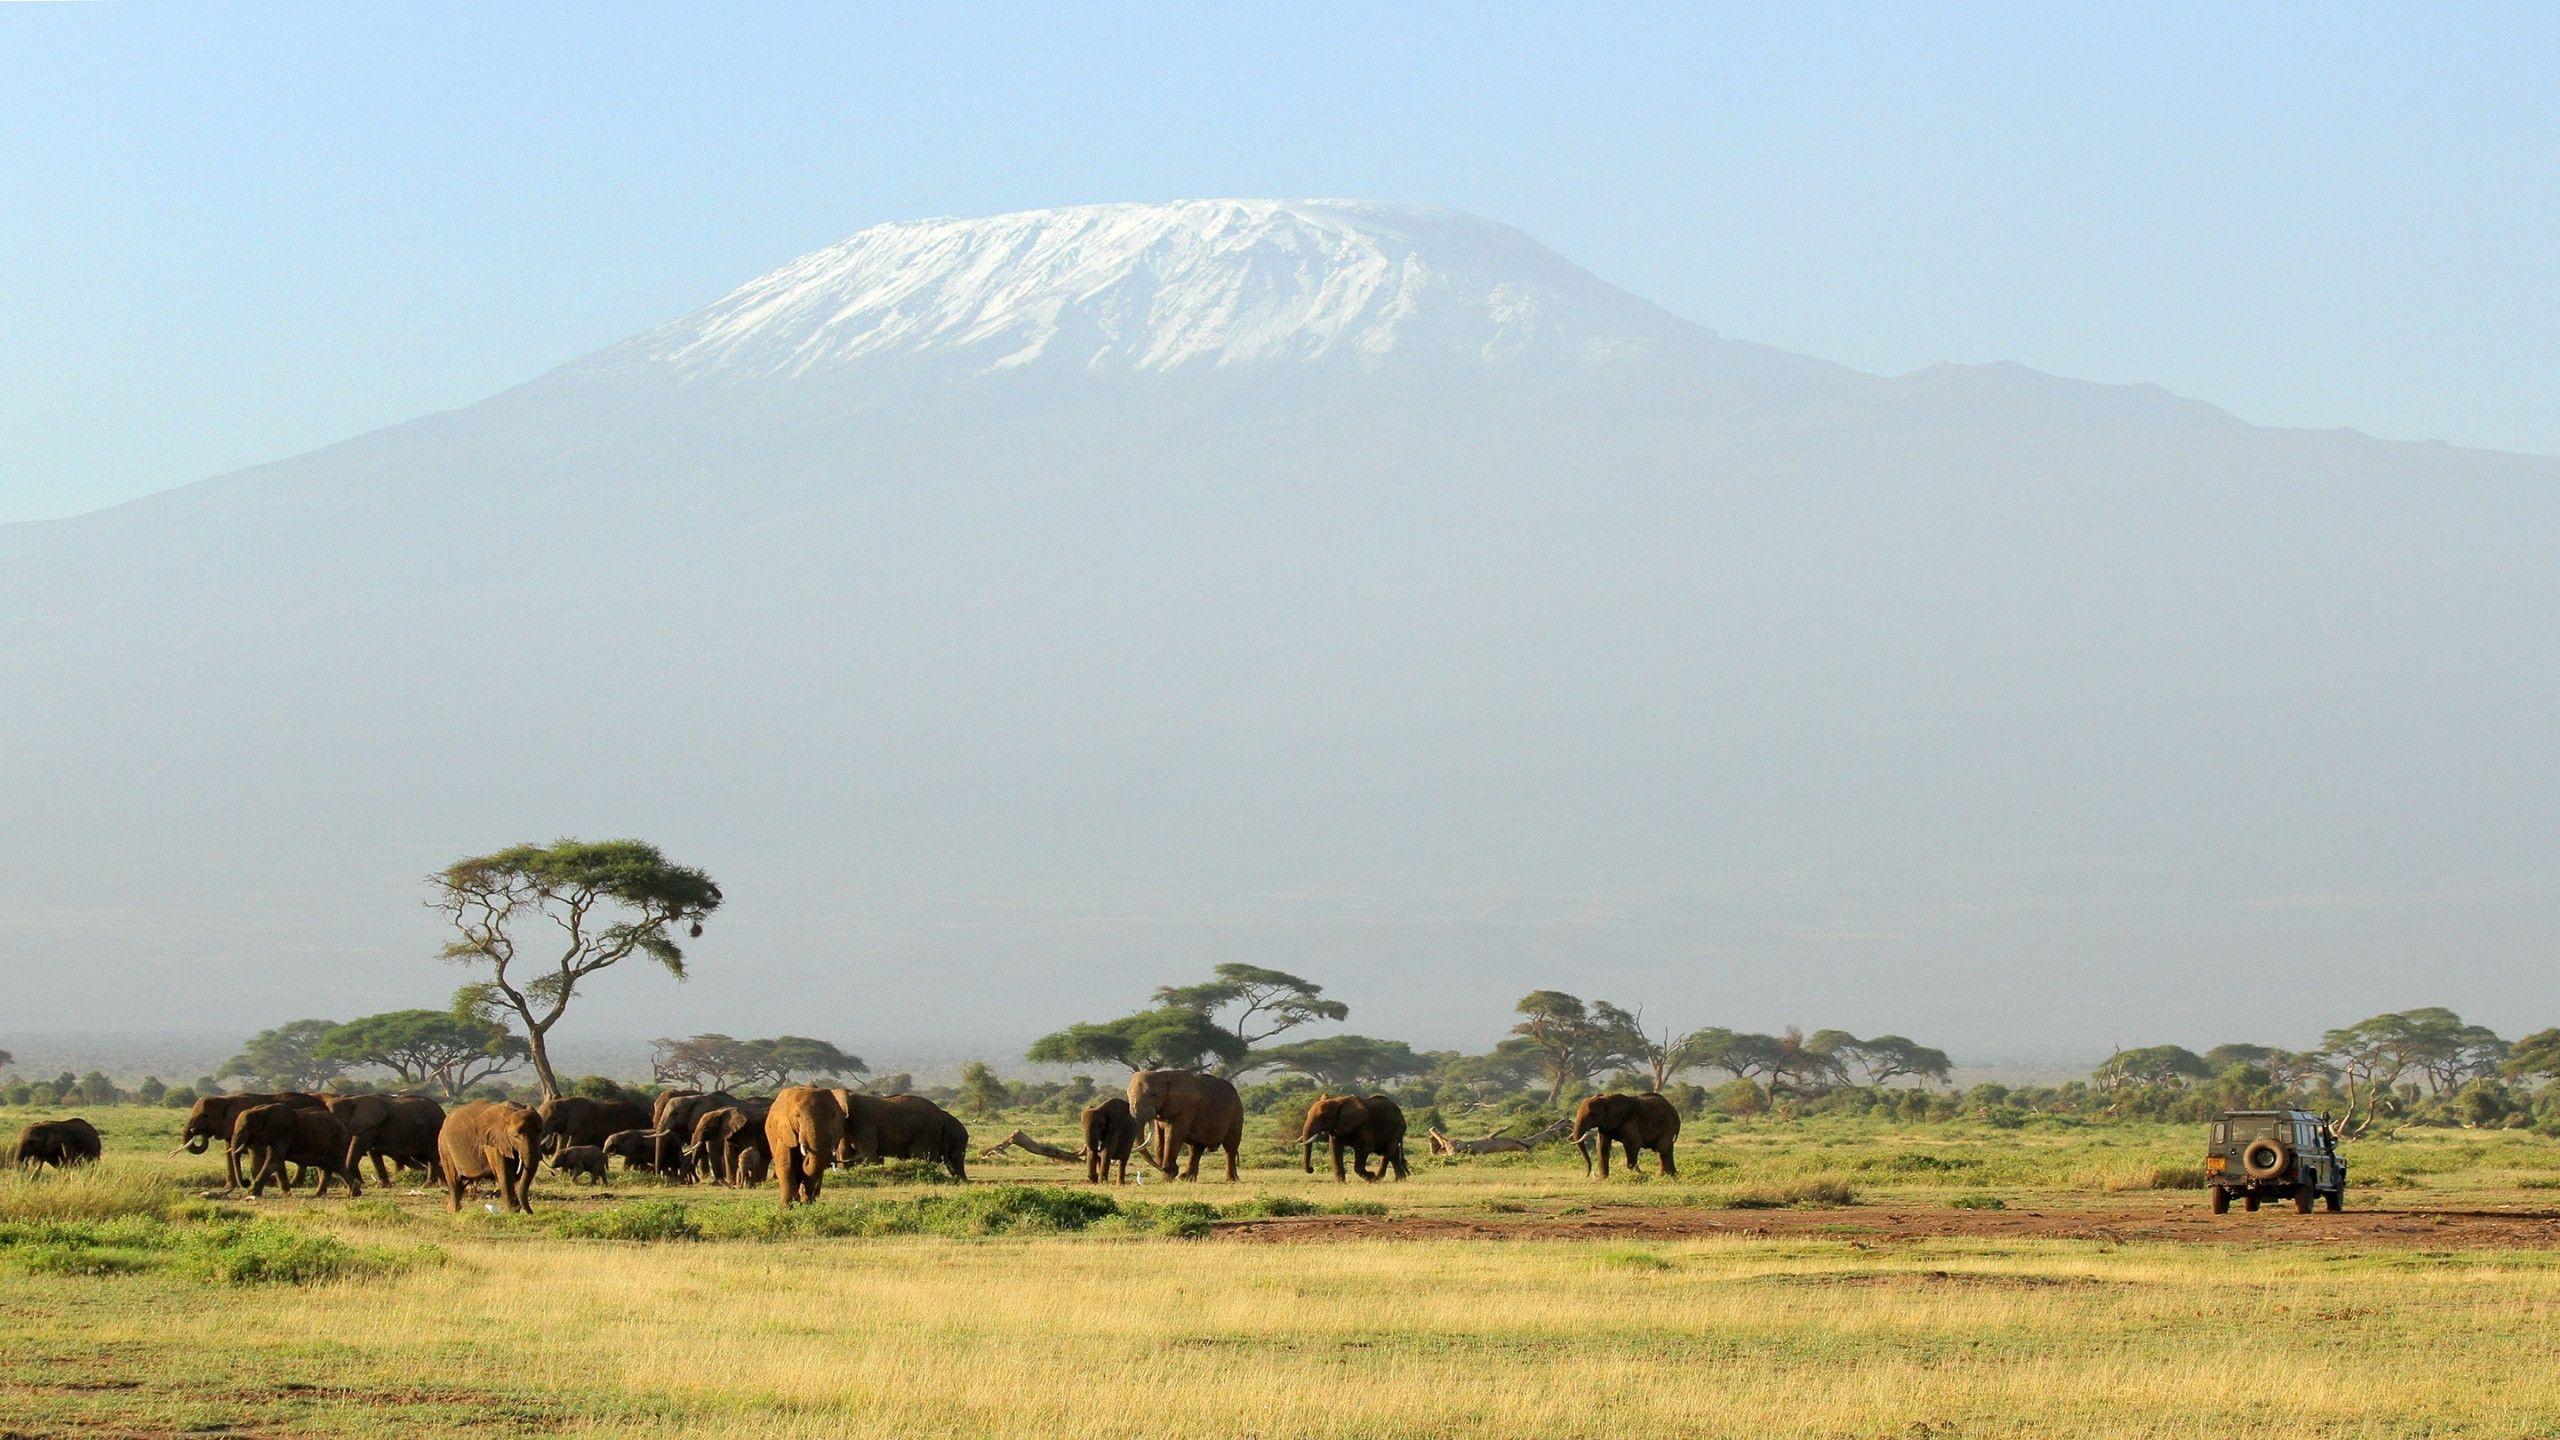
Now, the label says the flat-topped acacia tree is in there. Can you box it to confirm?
[430,838,723,1102]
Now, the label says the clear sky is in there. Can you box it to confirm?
[4,3,2555,524]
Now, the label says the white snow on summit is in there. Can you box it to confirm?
[635,200,1702,377]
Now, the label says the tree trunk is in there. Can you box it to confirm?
[978,1130,1083,1163]
[525,1026,562,1102]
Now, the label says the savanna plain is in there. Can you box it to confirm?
[10,1106,2560,1438]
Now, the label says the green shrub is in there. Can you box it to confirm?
[558,1199,701,1243]
[1950,1195,2007,1210]
[1725,1178,1858,1209]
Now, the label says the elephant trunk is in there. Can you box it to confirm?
[1301,1136,1318,1173]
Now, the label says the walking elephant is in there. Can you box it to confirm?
[1081,1096,1138,1185]
[652,1090,737,1146]
[1128,1070,1244,1182]
[232,1104,363,1198]
[179,1092,327,1187]
[603,1127,691,1179]
[691,1101,774,1187]
[765,1086,846,1209]
[1571,1092,1680,1177]
[439,1100,544,1213]
[1298,1093,1409,1181]
[835,1092,970,1180]
[16,1117,102,1171]
[537,1096,653,1155]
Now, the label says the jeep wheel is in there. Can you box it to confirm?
[2211,1187,2231,1215]
[2294,1191,2315,1214]
[2325,1189,2344,1214]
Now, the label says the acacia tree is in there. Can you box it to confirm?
[650,1034,865,1090]
[1504,992,1627,1104]
[219,1019,347,1091]
[1249,1035,1430,1091]
[1027,1008,1251,1072]
[1154,965,1348,1051]
[431,838,723,1102]
[318,1001,528,1099]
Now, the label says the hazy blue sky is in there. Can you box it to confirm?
[4,3,2555,523]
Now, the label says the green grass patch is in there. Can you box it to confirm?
[1725,1178,1859,1209]
[0,1210,430,1285]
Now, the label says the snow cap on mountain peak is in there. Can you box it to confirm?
[635,199,1701,378]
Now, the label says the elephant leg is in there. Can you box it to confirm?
[1224,1140,1240,1182]
[444,1165,465,1212]
[1332,1139,1348,1182]
[1597,1137,1612,1177]
[1624,1139,1641,1174]
[1658,1144,1676,1178]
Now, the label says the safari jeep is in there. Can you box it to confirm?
[2205,1109,2345,1214]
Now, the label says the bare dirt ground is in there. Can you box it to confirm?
[1216,1198,2560,1249]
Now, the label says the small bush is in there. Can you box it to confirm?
[1725,1178,1858,1209]
[558,1199,702,1243]
[1950,1195,2007,1210]
[1219,1195,1319,1220]
[828,1160,965,1188]
[1598,1247,1674,1271]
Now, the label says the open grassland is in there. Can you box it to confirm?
[14,1106,2560,1436]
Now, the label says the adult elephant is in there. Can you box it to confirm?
[1298,1093,1410,1182]
[1571,1092,1681,1178]
[603,1127,691,1179]
[439,1101,544,1213]
[16,1117,102,1171]
[691,1101,774,1187]
[765,1086,846,1209]
[231,1104,363,1198]
[363,1095,447,1182]
[178,1092,328,1187]
[1128,1070,1243,1182]
[834,1092,970,1180]
[653,1090,737,1144]
[1081,1097,1137,1185]
[537,1096,653,1154]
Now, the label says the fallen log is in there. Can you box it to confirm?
[978,1130,1083,1163]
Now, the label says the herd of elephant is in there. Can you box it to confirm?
[18,1074,1686,1212]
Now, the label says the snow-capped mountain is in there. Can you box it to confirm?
[3,200,2553,1059]
[623,200,1699,379]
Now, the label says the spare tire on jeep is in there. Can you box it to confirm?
[2241,1137,2290,1180]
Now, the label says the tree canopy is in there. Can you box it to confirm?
[218,1019,347,1091]
[1248,1035,1431,1091]
[316,1000,528,1098]
[649,1034,865,1091]
[431,837,721,1101]
[1027,1008,1252,1072]
[1153,964,1348,1048]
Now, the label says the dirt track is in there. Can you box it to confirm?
[1216,1200,2560,1250]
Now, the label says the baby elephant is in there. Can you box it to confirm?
[550,1144,609,1185]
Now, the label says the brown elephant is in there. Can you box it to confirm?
[1298,1093,1410,1181]
[439,1100,544,1212]
[536,1096,653,1154]
[16,1117,102,1171]
[178,1092,327,1186]
[231,1104,363,1198]
[551,1145,608,1184]
[832,1092,969,1180]
[1571,1092,1680,1177]
[690,1101,774,1187]
[1128,1070,1243,1182]
[362,1095,448,1182]
[652,1089,737,1144]
[765,1086,846,1209]
[603,1127,691,1179]
[1081,1096,1138,1184]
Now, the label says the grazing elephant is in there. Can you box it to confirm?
[603,1127,690,1179]
[16,1117,103,1171]
[178,1092,328,1187]
[232,1104,363,1198]
[765,1086,846,1209]
[537,1096,653,1155]
[1082,1097,1138,1185]
[1128,1070,1244,1182]
[551,1145,608,1185]
[1571,1092,1681,1178]
[835,1092,970,1180]
[1298,1093,1410,1181]
[439,1100,544,1213]
[652,1090,737,1146]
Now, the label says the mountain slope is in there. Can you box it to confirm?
[2,200,2552,1060]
